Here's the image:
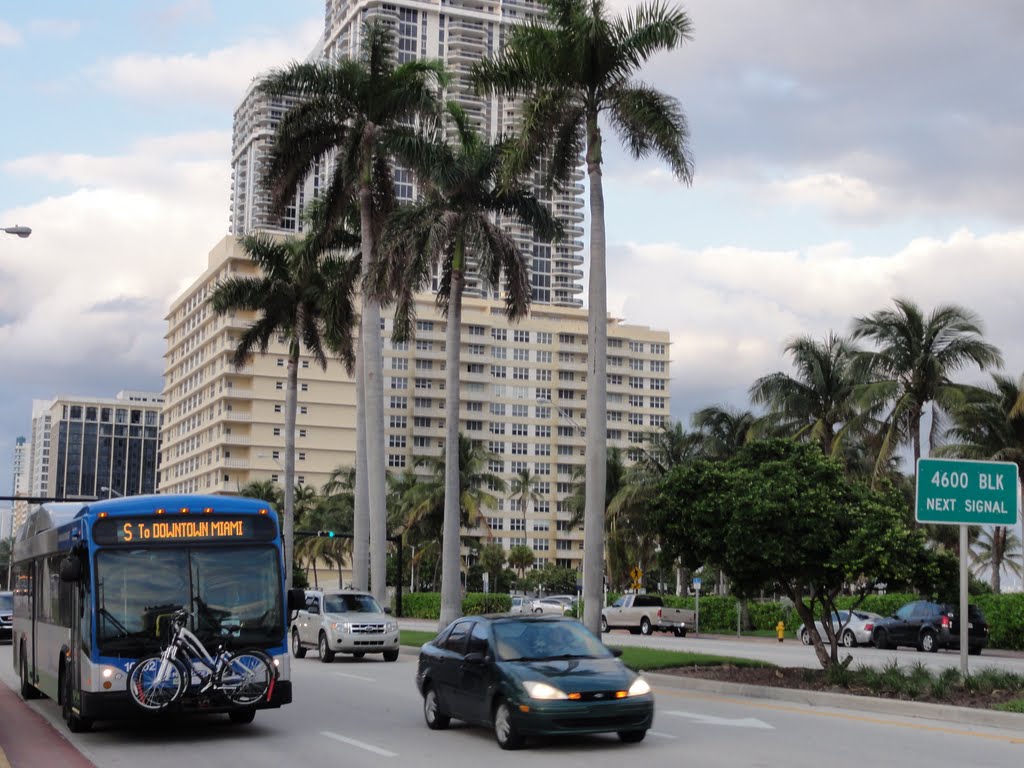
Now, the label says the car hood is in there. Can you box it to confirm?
[324,612,390,622]
[501,656,637,692]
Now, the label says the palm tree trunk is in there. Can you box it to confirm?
[352,344,369,590]
[992,527,1005,593]
[583,112,608,638]
[439,248,466,630]
[359,128,388,603]
[283,342,299,590]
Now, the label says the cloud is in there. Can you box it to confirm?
[0,21,21,46]
[605,228,1024,425]
[91,19,323,107]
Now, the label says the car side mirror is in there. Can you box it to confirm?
[383,606,393,614]
[464,652,486,664]
[287,587,306,614]
[609,647,623,657]
[59,555,83,583]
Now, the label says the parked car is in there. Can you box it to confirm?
[871,600,989,654]
[797,609,882,648]
[601,594,694,636]
[290,589,400,662]
[509,596,532,614]
[531,595,577,615]
[416,614,654,749]
[0,591,11,643]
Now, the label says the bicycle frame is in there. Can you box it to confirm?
[152,614,232,692]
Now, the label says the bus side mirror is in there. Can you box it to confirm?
[287,587,305,614]
[60,555,83,583]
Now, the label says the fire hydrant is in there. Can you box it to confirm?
[776,620,785,642]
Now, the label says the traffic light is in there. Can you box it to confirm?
[317,530,336,538]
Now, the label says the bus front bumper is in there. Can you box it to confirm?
[81,680,293,721]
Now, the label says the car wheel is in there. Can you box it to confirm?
[228,708,256,725]
[533,607,543,614]
[618,730,647,743]
[62,667,93,733]
[423,685,450,730]
[841,630,857,648]
[291,629,306,659]
[800,629,810,645]
[493,698,524,750]
[919,630,938,653]
[318,632,335,663]
[383,650,399,662]
[640,617,652,636]
[873,630,891,650]
[601,617,609,633]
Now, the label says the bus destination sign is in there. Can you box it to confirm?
[94,515,277,545]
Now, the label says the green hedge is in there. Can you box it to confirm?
[395,592,511,619]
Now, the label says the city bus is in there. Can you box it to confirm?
[12,493,302,731]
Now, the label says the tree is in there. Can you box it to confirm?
[239,480,283,510]
[474,0,694,636]
[509,468,542,535]
[851,298,1003,476]
[749,333,863,458]
[655,439,933,669]
[937,371,1024,591]
[478,542,508,592]
[260,21,447,601]
[691,406,759,459]
[375,102,555,628]
[508,545,536,579]
[208,231,359,588]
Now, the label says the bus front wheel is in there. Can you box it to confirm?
[20,647,39,700]
[62,669,93,733]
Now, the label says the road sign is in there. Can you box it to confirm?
[630,566,643,582]
[692,577,702,591]
[916,458,1019,526]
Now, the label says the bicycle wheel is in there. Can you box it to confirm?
[216,651,274,706]
[128,655,187,712]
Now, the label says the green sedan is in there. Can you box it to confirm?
[415,614,654,750]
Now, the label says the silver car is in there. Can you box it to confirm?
[509,596,532,614]
[798,609,882,648]
[531,595,578,616]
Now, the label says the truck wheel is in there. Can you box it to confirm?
[640,617,652,636]
[383,650,399,662]
[674,627,687,638]
[291,629,306,659]
[318,632,335,663]
[601,617,609,633]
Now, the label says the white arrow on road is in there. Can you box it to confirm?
[664,710,774,729]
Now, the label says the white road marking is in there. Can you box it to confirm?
[648,730,678,739]
[321,731,397,757]
[664,710,774,729]
[333,671,375,682]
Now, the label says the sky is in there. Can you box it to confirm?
[2,1,1023,520]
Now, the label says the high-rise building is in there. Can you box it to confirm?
[228,0,586,307]
[28,392,164,500]
[9,436,28,538]
[160,235,670,570]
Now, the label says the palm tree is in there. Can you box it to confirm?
[239,479,283,510]
[851,298,1003,476]
[749,333,863,458]
[691,406,758,459]
[259,21,447,601]
[509,468,542,541]
[473,0,694,635]
[970,526,1023,594]
[937,372,1024,591]
[208,231,359,589]
[374,102,556,627]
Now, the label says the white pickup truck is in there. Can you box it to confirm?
[290,589,400,663]
[601,594,695,637]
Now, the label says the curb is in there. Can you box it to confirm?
[644,671,1024,731]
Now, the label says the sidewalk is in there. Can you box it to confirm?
[0,683,95,768]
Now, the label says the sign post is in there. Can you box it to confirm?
[916,458,1020,676]
[692,577,702,636]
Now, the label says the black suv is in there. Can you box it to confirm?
[871,600,989,655]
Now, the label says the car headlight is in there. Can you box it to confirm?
[385,621,398,633]
[628,677,651,697]
[522,680,568,700]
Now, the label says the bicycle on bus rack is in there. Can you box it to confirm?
[127,607,276,713]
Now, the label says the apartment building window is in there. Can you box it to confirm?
[557,389,574,400]
[608,429,622,440]
[534,462,550,475]
[300,406,307,414]
[557,445,574,456]
[389,435,407,448]
[490,422,506,435]
[508,537,526,548]
[651,378,666,391]
[628,413,644,425]
[491,365,506,378]
[629,395,644,408]
[510,460,528,473]
[511,423,528,436]
[650,414,666,427]
[467,363,485,374]
[491,328,507,341]
[629,377,645,389]
[512,348,529,362]
[488,459,503,473]
[536,387,551,401]
[468,343,485,355]
[556,520,572,531]
[491,346,507,359]
[650,360,666,373]
[276,359,284,367]
[609,411,623,422]
[391,377,408,389]
[535,405,550,419]
[651,343,666,355]
[536,350,551,364]
[416,339,433,351]
[391,396,407,409]
[537,332,552,344]
[513,330,530,343]
[609,374,623,386]
[629,359,644,371]
[414,397,432,408]
[533,520,550,532]
[271,474,279,483]
[274,404,282,413]
[629,341,644,352]
[536,369,552,381]
[608,356,623,367]
[650,396,666,409]
[466,401,483,412]
[510,519,525,531]
[414,416,432,428]
[608,338,623,348]
[628,431,645,443]
[413,436,431,449]
[415,378,432,390]
[416,360,434,372]
[468,325,485,336]
[390,415,407,429]
[273,427,281,436]
[275,381,283,390]
[298,452,306,461]
[301,360,309,368]
[272,451,280,460]
[556,540,573,551]
[511,442,528,455]
[416,320,434,332]
[535,443,550,456]
[557,426,575,438]
[488,441,505,454]
[466,420,483,431]
[391,340,409,351]
[390,357,409,370]
[533,540,550,552]
[557,483,574,494]
[558,334,575,345]
[388,454,406,468]
[512,367,529,381]
[558,371,574,381]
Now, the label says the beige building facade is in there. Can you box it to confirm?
[161,235,671,571]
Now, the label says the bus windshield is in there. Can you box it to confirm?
[95,546,283,657]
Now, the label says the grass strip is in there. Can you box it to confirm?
[612,646,771,672]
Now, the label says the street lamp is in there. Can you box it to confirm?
[2,226,31,238]
[535,396,585,437]
[100,486,123,498]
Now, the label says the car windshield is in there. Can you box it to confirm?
[324,594,382,613]
[493,621,611,661]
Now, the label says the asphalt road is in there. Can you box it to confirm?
[1,644,1021,768]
